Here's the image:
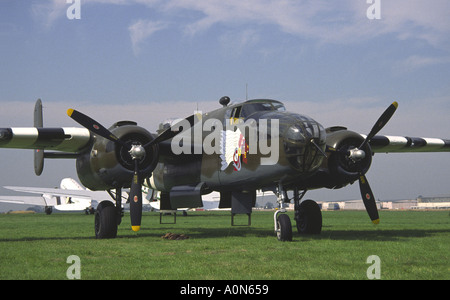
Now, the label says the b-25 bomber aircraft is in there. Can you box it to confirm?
[1,97,449,241]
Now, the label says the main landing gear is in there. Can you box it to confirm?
[274,186,322,241]
[94,188,124,239]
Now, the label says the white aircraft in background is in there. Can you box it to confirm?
[0,178,128,214]
[142,184,222,212]
[0,178,222,215]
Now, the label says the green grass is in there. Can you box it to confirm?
[0,210,448,279]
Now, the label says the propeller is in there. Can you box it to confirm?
[356,101,398,224]
[328,102,398,224]
[67,108,194,232]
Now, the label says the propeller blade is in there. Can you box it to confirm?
[144,114,196,148]
[358,174,380,224]
[67,109,128,148]
[129,160,142,232]
[360,101,398,149]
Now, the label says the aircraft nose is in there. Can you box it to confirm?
[282,116,326,173]
[285,124,306,143]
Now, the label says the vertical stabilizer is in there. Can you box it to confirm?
[34,99,44,176]
[60,178,85,190]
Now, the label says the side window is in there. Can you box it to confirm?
[229,106,242,125]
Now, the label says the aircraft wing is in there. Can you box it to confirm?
[3,186,116,202]
[0,127,91,152]
[0,195,48,206]
[368,135,450,153]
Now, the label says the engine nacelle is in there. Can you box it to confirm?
[325,128,372,188]
[75,121,159,190]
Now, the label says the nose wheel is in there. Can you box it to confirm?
[274,186,322,241]
[273,183,293,241]
[275,210,292,241]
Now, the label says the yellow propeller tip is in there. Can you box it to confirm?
[372,219,380,225]
[132,226,141,232]
[392,101,398,109]
[67,109,74,117]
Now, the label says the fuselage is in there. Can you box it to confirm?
[149,99,327,193]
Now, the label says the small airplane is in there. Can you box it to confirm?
[0,177,127,215]
[0,176,215,216]
[1,97,449,241]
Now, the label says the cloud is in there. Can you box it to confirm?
[396,55,450,72]
[283,96,450,138]
[31,0,450,55]
[30,0,67,28]
[128,19,168,55]
[0,100,219,130]
[218,29,260,56]
[163,1,338,39]
[380,0,450,47]
[159,0,450,46]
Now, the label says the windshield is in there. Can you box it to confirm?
[241,101,286,117]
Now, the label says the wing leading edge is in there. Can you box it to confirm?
[368,135,450,153]
[3,186,118,202]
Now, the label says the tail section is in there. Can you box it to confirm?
[60,178,85,190]
[0,99,91,176]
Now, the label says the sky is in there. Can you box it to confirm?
[1,0,450,210]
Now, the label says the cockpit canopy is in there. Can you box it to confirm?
[226,99,286,121]
[241,99,286,117]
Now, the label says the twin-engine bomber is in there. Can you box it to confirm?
[1,97,449,241]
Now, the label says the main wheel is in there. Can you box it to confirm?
[296,200,322,234]
[277,214,292,242]
[95,201,118,239]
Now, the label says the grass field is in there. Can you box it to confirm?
[0,210,448,280]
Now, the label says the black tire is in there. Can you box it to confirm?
[277,214,292,242]
[296,200,322,234]
[95,201,118,239]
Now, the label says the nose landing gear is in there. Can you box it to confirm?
[274,186,322,241]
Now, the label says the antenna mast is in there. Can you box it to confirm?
[246,83,248,100]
